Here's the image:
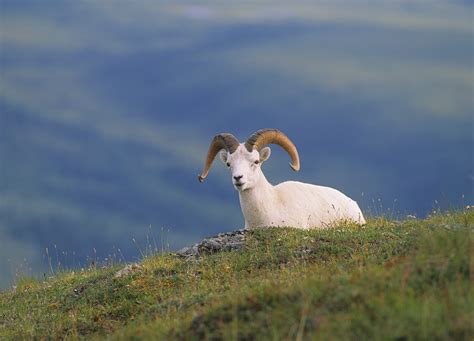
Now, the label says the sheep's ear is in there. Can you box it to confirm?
[259,147,271,163]
[219,150,228,164]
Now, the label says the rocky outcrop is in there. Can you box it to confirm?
[175,229,249,259]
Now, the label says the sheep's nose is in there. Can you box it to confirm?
[233,175,243,181]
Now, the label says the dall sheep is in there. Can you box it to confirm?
[199,129,366,229]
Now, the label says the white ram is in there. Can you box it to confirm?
[199,129,366,229]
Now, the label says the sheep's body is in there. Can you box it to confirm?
[239,175,366,229]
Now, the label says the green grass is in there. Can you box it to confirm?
[1,211,472,340]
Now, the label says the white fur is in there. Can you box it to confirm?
[220,144,366,229]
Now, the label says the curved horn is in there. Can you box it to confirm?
[198,133,240,183]
[245,129,300,171]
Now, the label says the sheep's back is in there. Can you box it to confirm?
[273,181,365,228]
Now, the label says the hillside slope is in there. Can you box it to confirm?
[0,211,472,340]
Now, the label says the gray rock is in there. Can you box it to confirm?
[176,245,200,258]
[175,229,249,259]
[200,239,221,252]
[224,242,244,251]
[114,263,143,278]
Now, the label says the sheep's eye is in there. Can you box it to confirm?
[254,160,260,165]
[226,162,231,167]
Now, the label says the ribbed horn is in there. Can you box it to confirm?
[198,133,240,183]
[245,129,300,171]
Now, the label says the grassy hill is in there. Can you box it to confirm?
[0,210,472,340]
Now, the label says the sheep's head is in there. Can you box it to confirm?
[198,129,300,192]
